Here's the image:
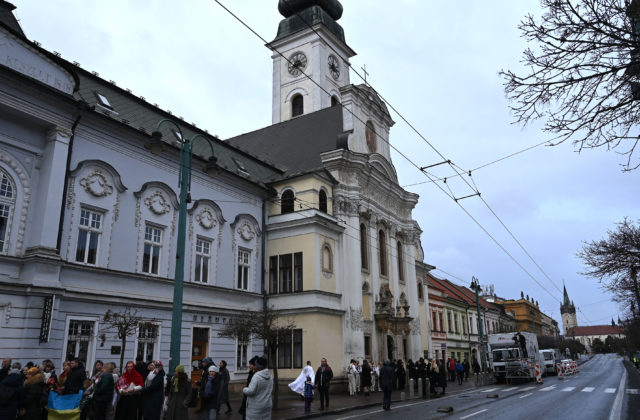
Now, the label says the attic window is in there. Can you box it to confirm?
[95,92,113,110]
[232,158,250,176]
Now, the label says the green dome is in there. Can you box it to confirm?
[278,0,343,20]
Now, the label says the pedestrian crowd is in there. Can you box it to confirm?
[0,354,272,420]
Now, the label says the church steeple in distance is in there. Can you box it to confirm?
[560,284,578,335]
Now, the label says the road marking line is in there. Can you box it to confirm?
[539,385,556,392]
[609,366,627,420]
[503,387,520,392]
[521,386,535,391]
[460,409,488,419]
[519,393,533,399]
[481,388,498,393]
[604,388,616,393]
[627,389,639,394]
[581,387,595,393]
[561,387,575,392]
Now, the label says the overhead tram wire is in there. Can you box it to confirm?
[212,0,562,305]
[287,5,567,298]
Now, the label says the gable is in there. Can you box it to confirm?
[0,26,75,94]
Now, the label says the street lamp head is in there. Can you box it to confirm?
[204,155,220,177]
[145,131,166,155]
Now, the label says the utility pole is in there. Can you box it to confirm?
[471,276,487,372]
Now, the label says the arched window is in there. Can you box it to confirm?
[379,229,388,276]
[322,244,332,273]
[397,240,404,281]
[360,223,368,270]
[292,94,304,117]
[281,190,295,214]
[0,169,15,253]
[319,190,327,213]
[331,95,340,106]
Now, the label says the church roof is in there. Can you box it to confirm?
[273,2,347,44]
[0,1,24,37]
[566,325,625,337]
[225,105,345,180]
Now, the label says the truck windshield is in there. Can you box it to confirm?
[543,352,554,361]
[493,349,520,362]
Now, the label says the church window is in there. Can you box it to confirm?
[237,249,251,290]
[269,252,303,294]
[397,241,404,281]
[331,95,340,106]
[360,223,368,270]
[292,94,304,117]
[0,170,15,253]
[281,190,295,214]
[76,208,103,265]
[142,224,163,275]
[194,238,211,283]
[378,229,388,276]
[417,282,424,300]
[319,189,328,212]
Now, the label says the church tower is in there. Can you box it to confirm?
[560,285,578,335]
[268,0,355,123]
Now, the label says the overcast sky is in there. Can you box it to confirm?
[12,0,639,330]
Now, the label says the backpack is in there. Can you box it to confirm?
[0,383,16,406]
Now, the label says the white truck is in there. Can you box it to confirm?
[539,348,561,375]
[487,332,540,382]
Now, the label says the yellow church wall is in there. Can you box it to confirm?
[275,312,343,379]
[269,177,333,215]
[362,294,371,320]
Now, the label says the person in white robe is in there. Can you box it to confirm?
[288,360,315,396]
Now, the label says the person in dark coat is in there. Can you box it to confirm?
[360,360,372,396]
[93,362,115,420]
[396,360,406,390]
[63,358,87,395]
[0,362,24,420]
[164,365,191,420]
[238,357,256,420]
[115,361,144,420]
[19,367,45,420]
[314,358,333,410]
[379,360,395,411]
[141,361,164,420]
[438,360,447,395]
[0,358,10,382]
[200,365,220,420]
[218,360,232,415]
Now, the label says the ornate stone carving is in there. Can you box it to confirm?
[409,318,421,335]
[79,169,113,197]
[349,307,364,331]
[144,190,171,215]
[196,208,216,230]
[375,284,394,315]
[237,221,255,242]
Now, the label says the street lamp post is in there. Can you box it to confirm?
[471,276,487,372]
[146,119,219,376]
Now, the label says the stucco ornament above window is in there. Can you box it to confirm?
[144,190,171,215]
[237,221,255,241]
[196,208,216,230]
[79,170,113,197]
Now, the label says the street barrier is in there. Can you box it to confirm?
[535,364,543,384]
[557,362,563,380]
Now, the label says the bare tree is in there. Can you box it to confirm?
[218,305,295,409]
[500,0,640,170]
[102,307,156,372]
[577,218,640,315]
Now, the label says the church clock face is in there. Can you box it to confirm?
[288,52,307,77]
[328,54,340,80]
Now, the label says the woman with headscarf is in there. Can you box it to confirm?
[164,365,191,420]
[114,361,144,420]
[55,361,70,394]
[141,361,164,420]
[18,366,45,420]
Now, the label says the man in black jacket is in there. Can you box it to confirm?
[314,358,333,410]
[379,359,396,410]
[63,357,86,395]
[0,358,10,382]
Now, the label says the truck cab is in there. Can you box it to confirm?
[539,349,559,375]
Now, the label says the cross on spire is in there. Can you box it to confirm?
[361,64,370,84]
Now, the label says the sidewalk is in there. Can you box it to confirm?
[188,378,481,420]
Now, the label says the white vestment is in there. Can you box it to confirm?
[288,365,315,395]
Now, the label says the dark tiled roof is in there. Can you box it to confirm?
[567,325,625,337]
[226,105,345,179]
[0,1,24,37]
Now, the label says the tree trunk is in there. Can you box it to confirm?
[631,267,640,317]
[272,367,279,409]
[120,337,126,373]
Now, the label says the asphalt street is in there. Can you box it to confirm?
[322,354,638,420]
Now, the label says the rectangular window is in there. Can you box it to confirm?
[364,335,371,360]
[470,316,474,334]
[194,238,211,283]
[66,320,94,367]
[142,225,162,274]
[294,252,303,292]
[237,249,250,290]
[293,329,303,369]
[432,312,437,331]
[0,204,10,252]
[269,256,278,293]
[439,313,443,332]
[463,316,467,334]
[237,341,249,370]
[447,312,453,333]
[136,323,158,362]
[278,330,292,369]
[279,254,292,293]
[76,208,102,264]
[455,314,459,333]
